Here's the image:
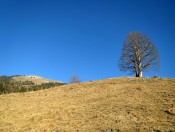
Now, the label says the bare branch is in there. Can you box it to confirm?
[119,32,160,77]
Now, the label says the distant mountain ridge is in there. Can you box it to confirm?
[0,75,64,94]
[12,75,63,85]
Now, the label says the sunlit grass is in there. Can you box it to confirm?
[0,77,174,131]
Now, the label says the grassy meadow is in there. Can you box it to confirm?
[0,77,175,131]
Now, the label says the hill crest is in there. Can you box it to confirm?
[12,75,63,85]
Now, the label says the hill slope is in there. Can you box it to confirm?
[12,75,62,85]
[0,77,175,131]
[0,75,64,94]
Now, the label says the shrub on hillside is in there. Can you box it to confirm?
[153,76,159,78]
[70,76,81,83]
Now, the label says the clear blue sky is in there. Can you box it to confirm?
[0,0,175,83]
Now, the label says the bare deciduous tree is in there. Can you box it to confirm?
[70,76,81,83]
[119,32,159,77]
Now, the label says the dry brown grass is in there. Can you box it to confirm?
[0,77,175,132]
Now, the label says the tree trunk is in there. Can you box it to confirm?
[139,71,143,77]
[136,71,142,77]
[136,72,139,77]
[137,63,143,77]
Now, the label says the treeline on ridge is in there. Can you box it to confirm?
[0,76,65,94]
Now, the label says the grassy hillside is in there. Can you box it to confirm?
[0,75,64,94]
[12,75,62,85]
[0,77,175,131]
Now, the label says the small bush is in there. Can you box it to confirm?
[70,76,81,84]
[153,75,159,78]
[20,87,27,92]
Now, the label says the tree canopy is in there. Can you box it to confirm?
[119,32,160,77]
